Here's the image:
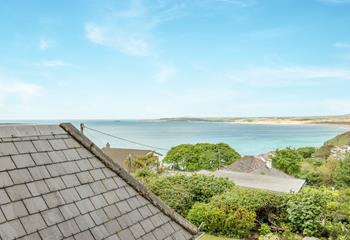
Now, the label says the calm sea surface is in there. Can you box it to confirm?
[2,120,350,156]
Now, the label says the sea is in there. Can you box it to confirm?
[7,120,348,156]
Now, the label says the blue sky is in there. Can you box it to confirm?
[1,0,350,119]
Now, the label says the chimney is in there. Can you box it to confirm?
[106,142,110,149]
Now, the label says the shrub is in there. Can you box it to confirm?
[335,155,350,188]
[296,147,316,159]
[272,148,303,176]
[187,203,256,238]
[211,187,289,224]
[224,208,256,238]
[163,143,241,171]
[259,223,271,236]
[142,174,234,215]
[286,188,328,236]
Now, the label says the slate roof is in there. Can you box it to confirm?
[225,156,292,179]
[0,123,199,240]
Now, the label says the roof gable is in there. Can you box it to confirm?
[0,123,199,240]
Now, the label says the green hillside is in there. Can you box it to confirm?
[315,131,350,159]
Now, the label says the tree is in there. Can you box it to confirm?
[124,153,160,173]
[163,143,241,171]
[272,147,303,176]
[335,154,350,188]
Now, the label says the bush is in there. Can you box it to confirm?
[335,155,350,188]
[296,147,316,159]
[163,143,241,171]
[259,223,271,236]
[272,148,303,176]
[187,203,256,238]
[142,174,234,215]
[286,188,328,236]
[210,187,289,224]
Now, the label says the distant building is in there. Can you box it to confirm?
[330,145,350,160]
[102,143,162,170]
[225,155,292,178]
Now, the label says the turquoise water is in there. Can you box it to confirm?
[2,120,349,155]
[73,120,350,156]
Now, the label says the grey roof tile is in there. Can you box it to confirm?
[90,169,106,181]
[58,219,80,237]
[76,199,95,214]
[139,205,153,219]
[0,219,26,240]
[61,174,80,188]
[0,156,16,171]
[49,139,67,150]
[116,200,131,214]
[45,177,66,191]
[76,159,94,171]
[62,161,80,174]
[90,180,107,194]
[0,142,18,156]
[103,205,121,220]
[1,201,28,220]
[60,188,81,203]
[140,218,155,233]
[142,232,157,240]
[103,178,118,190]
[60,203,80,220]
[39,225,63,240]
[131,223,146,239]
[31,152,52,165]
[76,171,94,184]
[114,187,130,201]
[0,172,13,188]
[62,149,80,161]
[89,157,105,168]
[105,219,122,235]
[46,163,67,177]
[14,141,37,154]
[74,230,95,240]
[47,150,67,163]
[17,232,41,240]
[23,196,48,214]
[152,225,168,239]
[42,208,64,226]
[6,184,31,201]
[90,194,108,209]
[26,180,50,196]
[89,208,108,225]
[9,169,33,184]
[0,211,6,225]
[0,189,10,205]
[102,168,116,178]
[103,191,119,205]
[76,148,93,159]
[63,138,81,149]
[117,228,135,240]
[105,234,121,240]
[28,166,50,180]
[32,140,53,152]
[90,224,109,240]
[75,213,95,231]
[11,154,35,168]
[43,192,65,208]
[20,213,47,234]
[76,184,94,199]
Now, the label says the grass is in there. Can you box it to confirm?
[200,234,239,240]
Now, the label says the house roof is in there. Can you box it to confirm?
[101,147,161,169]
[211,170,305,193]
[0,123,199,240]
[225,155,293,179]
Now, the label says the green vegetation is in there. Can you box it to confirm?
[315,131,350,159]
[201,234,238,240]
[272,148,303,176]
[124,153,160,173]
[163,143,240,171]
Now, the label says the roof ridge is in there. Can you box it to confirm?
[59,123,201,239]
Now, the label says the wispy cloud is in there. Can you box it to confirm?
[226,66,350,86]
[85,23,151,57]
[153,64,177,83]
[34,60,67,67]
[335,42,350,48]
[39,39,50,50]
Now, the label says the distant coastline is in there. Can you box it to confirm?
[145,115,350,126]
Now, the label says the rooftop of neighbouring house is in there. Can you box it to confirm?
[0,124,199,240]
